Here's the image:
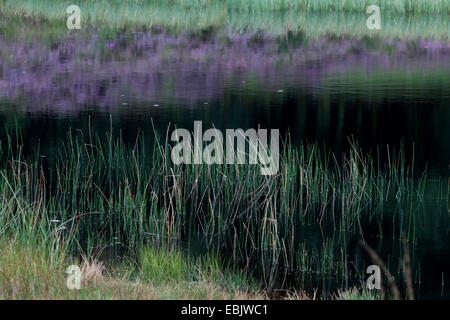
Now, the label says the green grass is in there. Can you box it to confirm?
[336,287,380,300]
[1,0,449,39]
[138,246,259,292]
[0,238,266,299]
[0,237,382,299]
[0,122,436,298]
[5,0,450,16]
[2,237,378,299]
[0,124,430,292]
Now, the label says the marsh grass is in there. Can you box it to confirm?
[5,0,450,16]
[0,237,379,299]
[336,286,380,300]
[138,245,259,292]
[0,124,431,291]
[1,1,449,39]
[0,239,65,299]
[0,238,266,299]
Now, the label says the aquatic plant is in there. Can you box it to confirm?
[0,124,430,289]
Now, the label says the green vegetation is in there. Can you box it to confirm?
[0,238,380,299]
[0,124,430,297]
[5,0,450,16]
[0,239,266,299]
[1,0,449,39]
[0,0,447,302]
[336,287,380,300]
[0,125,426,245]
[138,246,259,292]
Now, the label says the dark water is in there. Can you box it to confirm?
[0,31,449,299]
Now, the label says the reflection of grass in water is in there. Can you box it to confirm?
[1,1,449,39]
[319,67,450,101]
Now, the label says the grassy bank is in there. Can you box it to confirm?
[5,0,450,16]
[0,125,430,296]
[1,238,379,299]
[1,0,449,39]
[0,126,426,248]
[0,238,266,299]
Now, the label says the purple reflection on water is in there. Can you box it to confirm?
[0,31,449,113]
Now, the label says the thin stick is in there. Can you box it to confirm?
[402,232,415,300]
[359,240,402,300]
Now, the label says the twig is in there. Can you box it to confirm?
[359,240,402,300]
[402,232,415,300]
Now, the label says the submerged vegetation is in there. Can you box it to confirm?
[0,124,439,298]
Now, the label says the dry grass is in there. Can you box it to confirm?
[80,256,106,287]
[0,239,266,300]
[335,287,379,300]
[0,239,378,300]
[1,0,449,39]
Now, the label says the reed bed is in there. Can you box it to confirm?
[1,1,449,39]
[0,125,428,288]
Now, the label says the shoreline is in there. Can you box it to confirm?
[1,3,450,40]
